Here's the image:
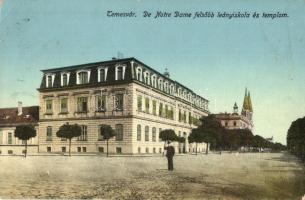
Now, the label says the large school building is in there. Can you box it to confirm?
[37,57,210,154]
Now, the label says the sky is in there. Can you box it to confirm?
[0,0,304,144]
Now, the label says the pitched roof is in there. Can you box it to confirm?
[0,106,39,127]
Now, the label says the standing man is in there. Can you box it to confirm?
[165,141,175,171]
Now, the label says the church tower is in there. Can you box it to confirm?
[241,88,253,121]
[233,102,238,114]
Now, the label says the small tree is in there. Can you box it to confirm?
[56,123,82,156]
[14,125,37,158]
[100,124,116,157]
[188,129,205,155]
[159,129,178,156]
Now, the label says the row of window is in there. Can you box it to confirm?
[137,95,201,124]
[135,67,208,110]
[45,94,124,114]
[46,124,124,141]
[45,65,126,88]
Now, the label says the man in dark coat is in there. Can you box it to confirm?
[165,141,175,171]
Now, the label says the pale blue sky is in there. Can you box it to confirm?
[0,0,305,144]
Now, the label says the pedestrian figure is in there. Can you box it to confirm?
[165,141,175,171]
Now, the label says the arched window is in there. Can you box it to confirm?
[116,66,123,80]
[137,124,141,141]
[158,79,163,91]
[145,126,149,141]
[115,124,123,141]
[136,68,142,81]
[78,71,89,84]
[62,74,68,86]
[100,68,105,82]
[152,127,156,142]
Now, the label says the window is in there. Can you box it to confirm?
[96,95,106,111]
[145,126,149,141]
[136,68,142,81]
[82,147,86,152]
[158,79,163,91]
[77,97,88,112]
[47,75,53,88]
[78,125,88,141]
[138,147,141,153]
[60,98,68,113]
[62,147,66,152]
[46,99,53,113]
[8,133,12,144]
[152,100,157,115]
[116,66,123,80]
[151,75,157,87]
[61,137,67,141]
[47,147,51,152]
[46,126,52,141]
[22,140,26,145]
[159,148,162,153]
[159,103,163,116]
[98,126,104,141]
[234,121,237,126]
[137,124,141,141]
[115,124,123,141]
[153,147,156,153]
[114,94,123,111]
[159,128,162,142]
[144,72,150,84]
[152,127,156,142]
[61,73,70,86]
[98,147,104,153]
[116,147,122,153]
[78,71,89,84]
[8,150,13,154]
[164,82,168,93]
[137,95,142,111]
[146,147,149,153]
[98,67,108,82]
[225,122,228,126]
[145,97,149,113]
[77,147,81,152]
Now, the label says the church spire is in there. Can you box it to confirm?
[247,91,253,112]
[242,88,249,110]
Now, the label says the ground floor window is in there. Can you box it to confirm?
[153,147,156,153]
[77,147,81,152]
[138,147,141,153]
[22,150,26,154]
[116,147,122,153]
[98,147,104,153]
[62,147,66,152]
[146,147,149,153]
[82,147,87,152]
[8,150,13,154]
[47,147,51,152]
[159,148,162,153]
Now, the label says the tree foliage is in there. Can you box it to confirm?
[56,123,82,156]
[100,124,116,157]
[287,116,305,160]
[14,125,37,157]
[159,129,178,142]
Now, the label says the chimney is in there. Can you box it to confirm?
[18,101,22,116]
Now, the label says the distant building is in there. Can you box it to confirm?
[215,89,253,131]
[37,57,210,154]
[0,102,39,155]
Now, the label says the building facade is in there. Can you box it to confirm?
[37,57,210,154]
[0,102,39,155]
[215,89,254,131]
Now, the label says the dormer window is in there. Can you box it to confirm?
[45,73,55,88]
[158,79,163,91]
[61,72,70,86]
[76,70,91,85]
[115,65,126,81]
[151,75,157,88]
[144,71,150,85]
[164,82,168,93]
[136,67,142,81]
[98,67,108,82]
